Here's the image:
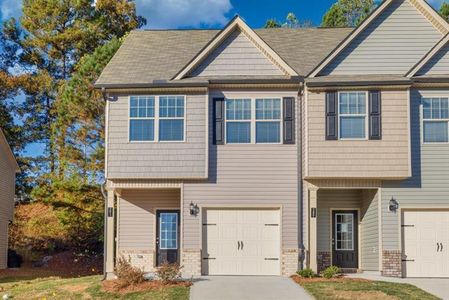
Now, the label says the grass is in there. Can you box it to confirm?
[0,275,190,300]
[295,277,440,300]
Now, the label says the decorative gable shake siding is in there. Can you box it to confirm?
[0,141,16,269]
[106,93,208,179]
[190,29,283,77]
[417,42,449,76]
[320,0,442,75]
[382,89,449,250]
[183,91,300,251]
[306,89,410,179]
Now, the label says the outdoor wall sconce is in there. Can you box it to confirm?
[389,197,399,213]
[189,202,199,216]
[311,207,317,218]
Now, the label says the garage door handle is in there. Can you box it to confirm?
[441,243,444,252]
[241,241,243,250]
[438,243,440,252]
[238,241,241,250]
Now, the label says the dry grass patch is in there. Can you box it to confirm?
[102,279,192,295]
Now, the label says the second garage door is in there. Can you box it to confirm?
[403,210,449,277]
[202,208,281,275]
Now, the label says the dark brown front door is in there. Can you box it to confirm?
[332,210,358,269]
[156,210,180,266]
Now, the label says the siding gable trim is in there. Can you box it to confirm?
[309,0,449,78]
[407,33,449,77]
[172,16,298,80]
[0,129,19,172]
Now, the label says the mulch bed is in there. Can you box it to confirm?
[291,274,371,284]
[102,279,192,294]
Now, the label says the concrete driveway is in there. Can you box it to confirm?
[189,276,313,300]
[348,273,449,300]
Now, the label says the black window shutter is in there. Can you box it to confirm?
[325,91,338,140]
[369,90,382,140]
[213,98,225,145]
[283,97,295,144]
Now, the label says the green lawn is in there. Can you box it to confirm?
[0,275,190,300]
[297,278,440,300]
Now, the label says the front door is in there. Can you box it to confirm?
[332,210,358,269]
[156,210,180,266]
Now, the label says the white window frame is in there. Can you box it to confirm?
[421,97,449,145]
[335,213,354,251]
[159,212,178,250]
[338,91,368,141]
[128,96,156,142]
[224,97,283,145]
[128,95,186,143]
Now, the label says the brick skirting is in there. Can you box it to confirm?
[317,251,331,273]
[181,249,201,277]
[382,250,402,277]
[282,249,299,276]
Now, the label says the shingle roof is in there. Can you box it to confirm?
[95,27,352,87]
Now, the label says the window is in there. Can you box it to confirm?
[423,98,449,143]
[335,213,354,251]
[339,92,367,139]
[159,96,185,141]
[226,99,251,143]
[159,213,178,249]
[129,96,185,142]
[256,99,281,143]
[129,96,155,141]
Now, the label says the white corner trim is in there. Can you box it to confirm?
[172,16,298,80]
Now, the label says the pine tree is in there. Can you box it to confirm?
[321,0,376,28]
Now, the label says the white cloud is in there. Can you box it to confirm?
[0,0,22,20]
[135,0,233,29]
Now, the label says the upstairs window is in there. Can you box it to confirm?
[226,99,251,143]
[129,96,155,141]
[129,95,185,142]
[339,92,367,139]
[256,99,281,143]
[159,96,185,141]
[423,98,449,143]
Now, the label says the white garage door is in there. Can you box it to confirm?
[403,211,449,277]
[202,208,281,275]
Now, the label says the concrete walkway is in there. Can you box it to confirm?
[189,276,313,300]
[348,272,449,300]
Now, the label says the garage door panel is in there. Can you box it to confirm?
[403,210,449,278]
[202,208,280,276]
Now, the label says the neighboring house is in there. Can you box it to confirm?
[96,0,449,279]
[0,129,19,269]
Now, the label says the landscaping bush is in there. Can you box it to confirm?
[322,265,341,279]
[116,256,145,286]
[297,268,315,278]
[156,262,183,284]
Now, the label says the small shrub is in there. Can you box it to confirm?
[156,262,183,284]
[297,268,315,278]
[116,256,145,286]
[322,265,341,279]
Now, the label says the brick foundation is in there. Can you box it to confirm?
[118,250,154,273]
[317,251,331,273]
[382,250,402,277]
[282,249,299,276]
[181,249,201,277]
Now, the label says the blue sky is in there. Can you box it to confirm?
[0,0,446,157]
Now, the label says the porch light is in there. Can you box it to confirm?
[189,202,199,216]
[389,197,399,212]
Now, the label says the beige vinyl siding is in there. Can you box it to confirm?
[317,189,379,271]
[417,42,449,76]
[190,29,283,77]
[0,142,16,269]
[306,89,410,178]
[382,89,449,250]
[107,93,207,179]
[183,91,299,250]
[361,189,379,271]
[320,0,442,76]
[117,189,180,251]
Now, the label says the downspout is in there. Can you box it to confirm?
[298,81,304,270]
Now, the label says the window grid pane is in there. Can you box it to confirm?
[226,99,251,120]
[339,92,366,139]
[160,213,178,250]
[423,97,449,143]
[160,96,184,118]
[335,213,354,251]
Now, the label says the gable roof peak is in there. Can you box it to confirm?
[172,15,298,80]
